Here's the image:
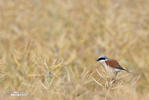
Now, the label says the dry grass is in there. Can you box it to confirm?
[0,0,149,100]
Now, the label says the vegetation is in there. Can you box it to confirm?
[0,0,149,100]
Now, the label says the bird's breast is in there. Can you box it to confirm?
[101,61,114,73]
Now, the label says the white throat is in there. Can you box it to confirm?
[99,60,113,72]
[99,60,108,69]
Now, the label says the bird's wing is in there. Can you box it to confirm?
[105,59,125,70]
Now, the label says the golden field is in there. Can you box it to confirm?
[0,0,149,100]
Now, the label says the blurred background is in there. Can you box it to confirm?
[0,0,149,100]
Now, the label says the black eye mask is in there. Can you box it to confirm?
[96,57,106,61]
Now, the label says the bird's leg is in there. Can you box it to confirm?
[111,72,118,83]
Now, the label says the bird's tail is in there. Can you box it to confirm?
[120,68,129,73]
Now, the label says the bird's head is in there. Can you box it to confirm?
[96,55,108,62]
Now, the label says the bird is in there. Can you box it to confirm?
[96,55,128,81]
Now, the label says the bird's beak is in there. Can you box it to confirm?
[96,58,100,61]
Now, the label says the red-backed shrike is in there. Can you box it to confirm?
[96,55,128,80]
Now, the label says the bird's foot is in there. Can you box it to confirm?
[110,78,116,84]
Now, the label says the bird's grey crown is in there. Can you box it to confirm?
[99,55,108,58]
